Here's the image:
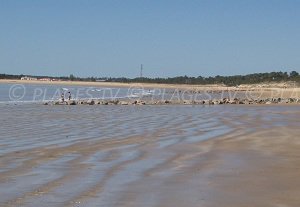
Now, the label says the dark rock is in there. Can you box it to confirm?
[67,100,76,105]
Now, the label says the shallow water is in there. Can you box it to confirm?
[0,89,300,206]
[0,83,135,103]
[0,82,254,104]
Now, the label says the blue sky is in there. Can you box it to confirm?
[0,0,299,78]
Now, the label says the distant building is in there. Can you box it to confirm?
[21,76,38,81]
[38,78,51,81]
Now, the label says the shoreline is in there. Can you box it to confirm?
[0,79,228,90]
[2,79,300,103]
[1,78,299,91]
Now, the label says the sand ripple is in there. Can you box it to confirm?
[1,105,300,206]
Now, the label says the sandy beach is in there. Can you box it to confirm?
[1,80,300,207]
[0,79,228,89]
[2,1,300,206]
[0,104,300,207]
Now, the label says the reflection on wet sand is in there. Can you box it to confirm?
[0,105,300,207]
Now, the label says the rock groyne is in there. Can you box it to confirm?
[45,97,300,106]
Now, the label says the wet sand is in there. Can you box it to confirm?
[0,105,300,206]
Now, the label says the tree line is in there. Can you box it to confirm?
[1,71,299,86]
[108,71,300,86]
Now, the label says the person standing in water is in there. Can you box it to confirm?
[67,91,71,100]
[61,92,65,102]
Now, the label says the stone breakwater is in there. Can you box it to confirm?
[45,97,300,106]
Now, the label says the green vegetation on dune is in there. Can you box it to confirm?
[114,71,300,86]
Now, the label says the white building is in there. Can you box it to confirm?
[21,76,38,81]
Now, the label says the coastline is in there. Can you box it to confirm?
[1,79,300,104]
[1,78,299,91]
[0,79,228,90]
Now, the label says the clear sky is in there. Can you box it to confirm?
[0,0,299,78]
